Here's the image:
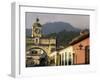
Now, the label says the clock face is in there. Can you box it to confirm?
[35,28,41,34]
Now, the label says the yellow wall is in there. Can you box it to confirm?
[40,38,56,44]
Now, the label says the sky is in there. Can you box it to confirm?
[25,12,89,29]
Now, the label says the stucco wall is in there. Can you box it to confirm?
[73,38,89,64]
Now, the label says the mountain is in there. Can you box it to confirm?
[26,22,81,37]
[42,22,80,34]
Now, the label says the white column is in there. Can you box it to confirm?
[64,52,65,66]
[67,53,69,65]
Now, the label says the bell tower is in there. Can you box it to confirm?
[32,18,42,38]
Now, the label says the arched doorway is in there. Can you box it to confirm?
[68,53,72,65]
[26,47,48,67]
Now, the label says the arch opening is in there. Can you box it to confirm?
[26,47,49,67]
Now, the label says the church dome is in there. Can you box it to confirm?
[33,18,42,27]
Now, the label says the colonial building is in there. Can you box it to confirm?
[69,31,89,65]
[50,30,89,66]
[26,18,56,66]
[26,18,89,66]
[50,46,74,66]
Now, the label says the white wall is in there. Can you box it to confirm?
[0,0,100,80]
[59,46,73,65]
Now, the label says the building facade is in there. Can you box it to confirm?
[69,32,89,65]
[26,18,89,66]
[26,18,56,66]
[50,46,74,66]
[50,31,89,66]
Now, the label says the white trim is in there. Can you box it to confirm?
[11,2,97,78]
[11,2,20,77]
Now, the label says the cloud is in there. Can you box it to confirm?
[25,12,89,29]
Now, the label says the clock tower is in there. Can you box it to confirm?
[26,18,56,64]
[32,18,42,38]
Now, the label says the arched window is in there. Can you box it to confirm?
[35,38,39,44]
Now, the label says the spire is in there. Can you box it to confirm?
[36,17,39,22]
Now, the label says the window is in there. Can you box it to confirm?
[51,48,56,52]
[85,46,90,64]
[34,38,39,44]
[36,38,38,43]
[31,50,37,54]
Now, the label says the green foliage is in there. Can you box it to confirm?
[45,29,80,47]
